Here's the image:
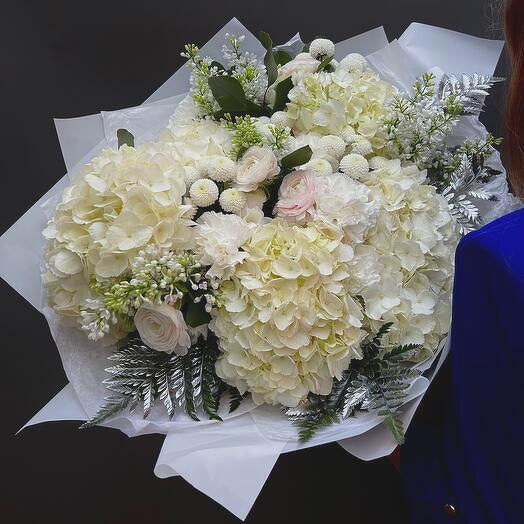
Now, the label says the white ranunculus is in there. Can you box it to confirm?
[276,52,320,83]
[134,302,191,355]
[235,146,280,192]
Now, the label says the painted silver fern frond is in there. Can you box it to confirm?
[441,153,497,234]
[438,73,502,115]
[284,324,423,444]
[80,334,227,429]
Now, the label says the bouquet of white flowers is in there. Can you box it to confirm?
[2,19,520,519]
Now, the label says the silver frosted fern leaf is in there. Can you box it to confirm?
[441,153,497,234]
[438,73,503,116]
[285,323,423,444]
[80,334,225,429]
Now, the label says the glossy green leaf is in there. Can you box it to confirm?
[117,128,135,149]
[208,76,247,113]
[280,145,313,170]
[272,77,294,112]
[259,31,278,87]
[273,50,292,66]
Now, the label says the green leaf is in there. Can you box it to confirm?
[79,395,131,429]
[280,145,313,170]
[208,76,247,113]
[316,55,333,73]
[273,50,292,66]
[210,60,226,72]
[272,77,293,112]
[258,31,272,51]
[259,31,278,87]
[227,386,248,413]
[380,410,406,445]
[117,128,134,149]
[185,301,211,328]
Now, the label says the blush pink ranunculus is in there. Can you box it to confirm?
[274,169,319,222]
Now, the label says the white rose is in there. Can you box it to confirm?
[276,52,320,82]
[235,146,279,192]
[134,303,191,355]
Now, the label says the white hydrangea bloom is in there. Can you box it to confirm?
[352,160,459,351]
[285,67,396,151]
[313,174,379,243]
[213,218,366,407]
[43,143,195,336]
[160,116,233,172]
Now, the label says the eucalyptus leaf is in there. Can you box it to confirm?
[281,145,313,170]
[208,76,247,113]
[117,128,134,149]
[272,77,294,112]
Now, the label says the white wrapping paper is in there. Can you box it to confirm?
[2,19,519,520]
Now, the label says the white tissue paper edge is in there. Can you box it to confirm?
[1,18,521,520]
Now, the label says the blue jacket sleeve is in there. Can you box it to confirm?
[402,209,524,524]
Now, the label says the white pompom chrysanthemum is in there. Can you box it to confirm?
[369,156,389,170]
[189,179,219,207]
[270,111,292,127]
[309,38,335,60]
[340,125,359,144]
[350,136,373,157]
[184,166,202,187]
[318,135,347,159]
[303,158,333,176]
[340,153,369,180]
[205,155,237,182]
[219,188,247,214]
[339,53,368,73]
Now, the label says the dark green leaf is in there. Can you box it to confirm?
[380,410,406,445]
[280,145,313,170]
[272,77,294,112]
[227,387,248,413]
[316,55,333,72]
[208,76,247,113]
[79,395,131,429]
[210,60,226,72]
[259,31,278,86]
[185,301,211,328]
[258,31,272,51]
[273,50,292,66]
[117,128,134,149]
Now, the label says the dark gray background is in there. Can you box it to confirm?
[0,1,505,522]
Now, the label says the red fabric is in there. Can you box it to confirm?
[388,447,400,472]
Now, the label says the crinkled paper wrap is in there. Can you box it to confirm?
[2,18,521,520]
